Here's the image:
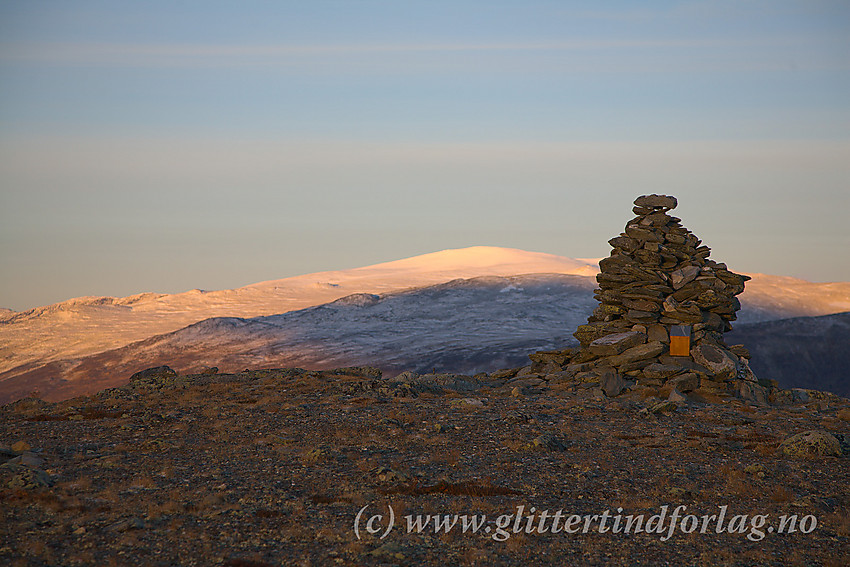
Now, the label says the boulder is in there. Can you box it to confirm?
[129,365,177,383]
[691,343,738,380]
[779,431,843,459]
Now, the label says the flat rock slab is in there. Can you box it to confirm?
[607,341,667,367]
[589,331,646,356]
[634,194,678,210]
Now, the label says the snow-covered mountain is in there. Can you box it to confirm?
[0,273,592,401]
[0,246,598,376]
[2,272,850,403]
[2,246,849,403]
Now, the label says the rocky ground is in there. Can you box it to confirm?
[2,365,849,566]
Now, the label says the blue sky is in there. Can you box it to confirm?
[1,1,848,310]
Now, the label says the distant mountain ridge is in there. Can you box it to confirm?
[0,247,599,375]
[0,274,595,402]
[727,311,850,397]
[1,272,848,403]
[2,247,849,404]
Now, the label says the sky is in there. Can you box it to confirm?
[1,0,848,311]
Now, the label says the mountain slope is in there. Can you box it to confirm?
[2,247,849,403]
[726,311,850,397]
[0,274,598,402]
[0,247,599,375]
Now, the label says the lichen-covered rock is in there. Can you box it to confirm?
[691,343,739,381]
[129,365,177,384]
[1,463,53,489]
[779,431,843,459]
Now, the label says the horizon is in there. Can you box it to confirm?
[0,244,842,313]
[2,1,849,311]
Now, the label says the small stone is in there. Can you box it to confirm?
[637,376,664,388]
[735,358,758,382]
[372,466,410,484]
[20,452,44,468]
[640,400,679,415]
[600,370,627,397]
[667,388,687,402]
[791,389,811,403]
[11,441,31,453]
[779,431,842,459]
[728,344,751,359]
[452,398,485,408]
[623,297,661,312]
[546,371,577,384]
[744,464,765,476]
[108,517,145,532]
[667,372,699,393]
[646,324,669,343]
[490,368,520,380]
[303,447,331,465]
[368,542,407,561]
[632,205,655,215]
[575,370,603,384]
[671,265,701,290]
[642,363,683,380]
[733,381,770,405]
[527,433,568,451]
[668,486,692,499]
[625,225,663,242]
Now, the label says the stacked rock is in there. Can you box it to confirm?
[570,194,755,391]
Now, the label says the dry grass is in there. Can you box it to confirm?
[769,485,795,503]
[822,510,850,537]
[380,479,522,497]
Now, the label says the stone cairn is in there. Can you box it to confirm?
[511,194,774,404]
[570,193,755,390]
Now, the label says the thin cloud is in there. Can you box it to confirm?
[0,37,834,69]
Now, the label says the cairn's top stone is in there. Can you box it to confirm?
[634,194,677,210]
